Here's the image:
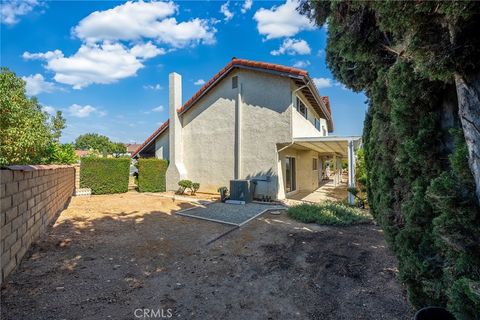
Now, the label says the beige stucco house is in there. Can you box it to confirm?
[133,58,361,203]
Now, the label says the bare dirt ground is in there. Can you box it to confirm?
[1,192,413,320]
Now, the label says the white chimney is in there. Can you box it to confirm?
[166,72,187,190]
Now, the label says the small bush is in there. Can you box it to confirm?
[191,182,200,195]
[80,158,129,194]
[288,202,372,226]
[137,158,168,192]
[178,179,192,194]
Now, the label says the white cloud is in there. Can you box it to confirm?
[22,1,217,90]
[253,0,314,40]
[21,74,56,96]
[24,42,157,89]
[23,49,63,60]
[1,0,40,25]
[151,105,164,112]
[241,0,253,14]
[313,77,333,89]
[143,83,163,90]
[67,104,98,118]
[293,60,310,68]
[270,38,311,56]
[41,105,55,115]
[194,79,206,86]
[220,2,234,21]
[73,1,216,48]
[129,41,165,59]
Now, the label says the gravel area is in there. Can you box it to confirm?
[176,202,286,226]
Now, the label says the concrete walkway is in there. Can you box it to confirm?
[287,178,348,204]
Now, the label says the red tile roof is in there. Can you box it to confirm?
[177,58,308,115]
[132,59,333,158]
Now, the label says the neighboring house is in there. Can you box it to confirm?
[125,144,142,156]
[75,150,90,158]
[132,58,361,202]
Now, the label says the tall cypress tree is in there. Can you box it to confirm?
[299,1,480,318]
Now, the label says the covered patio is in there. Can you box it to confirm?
[277,136,362,204]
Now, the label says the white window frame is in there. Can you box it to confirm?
[296,97,308,119]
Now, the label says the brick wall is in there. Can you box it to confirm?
[0,165,75,283]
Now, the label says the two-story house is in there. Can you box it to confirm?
[132,58,361,203]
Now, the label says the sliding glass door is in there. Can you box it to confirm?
[285,157,296,193]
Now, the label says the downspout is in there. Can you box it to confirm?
[234,82,242,179]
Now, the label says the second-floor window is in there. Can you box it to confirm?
[296,97,308,119]
[314,118,321,131]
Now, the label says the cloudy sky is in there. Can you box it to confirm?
[1,0,367,143]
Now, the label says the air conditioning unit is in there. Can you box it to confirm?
[229,179,252,203]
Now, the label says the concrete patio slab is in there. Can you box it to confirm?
[176,202,286,226]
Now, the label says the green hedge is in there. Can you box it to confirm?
[137,158,168,192]
[80,158,130,194]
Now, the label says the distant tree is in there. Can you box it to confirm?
[75,133,113,153]
[110,142,127,157]
[51,110,66,142]
[0,67,52,165]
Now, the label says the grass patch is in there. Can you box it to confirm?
[287,201,372,226]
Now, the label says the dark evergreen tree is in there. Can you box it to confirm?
[299,1,480,318]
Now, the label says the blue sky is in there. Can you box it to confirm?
[1,0,367,144]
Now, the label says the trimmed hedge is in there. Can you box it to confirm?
[138,158,168,192]
[80,158,130,194]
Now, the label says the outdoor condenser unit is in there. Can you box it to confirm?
[229,179,252,203]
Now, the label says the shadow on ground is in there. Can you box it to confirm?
[0,193,413,320]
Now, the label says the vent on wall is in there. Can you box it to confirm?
[232,76,238,89]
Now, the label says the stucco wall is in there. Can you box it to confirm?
[1,165,75,283]
[278,147,320,198]
[181,72,237,192]
[292,111,323,138]
[239,70,292,198]
[154,128,169,160]
[293,91,328,137]
[179,69,293,197]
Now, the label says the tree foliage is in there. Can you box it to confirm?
[51,110,66,142]
[0,68,52,165]
[300,1,480,318]
[0,68,75,165]
[74,133,126,155]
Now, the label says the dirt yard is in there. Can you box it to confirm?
[1,192,413,319]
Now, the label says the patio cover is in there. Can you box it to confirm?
[284,136,362,204]
[291,136,362,158]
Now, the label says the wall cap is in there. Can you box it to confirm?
[1,165,75,171]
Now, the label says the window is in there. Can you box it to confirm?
[232,76,238,89]
[312,158,318,171]
[314,118,321,131]
[296,97,308,119]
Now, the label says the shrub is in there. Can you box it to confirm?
[178,179,192,194]
[191,182,200,195]
[137,158,168,192]
[287,202,372,226]
[80,158,129,194]
[45,143,78,164]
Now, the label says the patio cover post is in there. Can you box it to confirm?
[347,140,356,205]
[332,154,337,187]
